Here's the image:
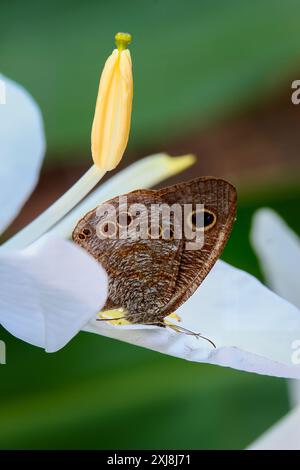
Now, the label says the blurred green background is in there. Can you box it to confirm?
[1,0,300,449]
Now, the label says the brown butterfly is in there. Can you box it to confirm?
[73,177,237,333]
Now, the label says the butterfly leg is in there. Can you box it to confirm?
[97,309,129,325]
[96,316,125,322]
[96,311,216,348]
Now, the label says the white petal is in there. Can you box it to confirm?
[248,406,300,450]
[83,261,300,379]
[251,208,300,308]
[0,235,107,352]
[251,209,300,404]
[0,74,45,234]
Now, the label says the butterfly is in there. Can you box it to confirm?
[73,177,237,334]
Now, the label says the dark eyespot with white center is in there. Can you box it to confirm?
[189,208,217,231]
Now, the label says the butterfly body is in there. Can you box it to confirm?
[73,177,237,325]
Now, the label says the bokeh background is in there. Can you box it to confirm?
[1,0,300,449]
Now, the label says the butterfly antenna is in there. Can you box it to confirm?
[166,323,216,348]
[197,334,216,349]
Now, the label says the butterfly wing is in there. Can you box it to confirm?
[73,178,236,322]
[73,190,183,324]
[157,177,237,315]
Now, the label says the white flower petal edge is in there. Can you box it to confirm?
[251,208,300,308]
[248,406,300,450]
[0,234,108,352]
[251,209,300,399]
[0,74,45,234]
[83,260,300,379]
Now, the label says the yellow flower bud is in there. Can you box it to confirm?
[91,32,133,170]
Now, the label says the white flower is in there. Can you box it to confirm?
[0,74,108,352]
[0,74,193,352]
[83,232,300,379]
[2,73,300,384]
[248,208,300,449]
[1,76,300,385]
